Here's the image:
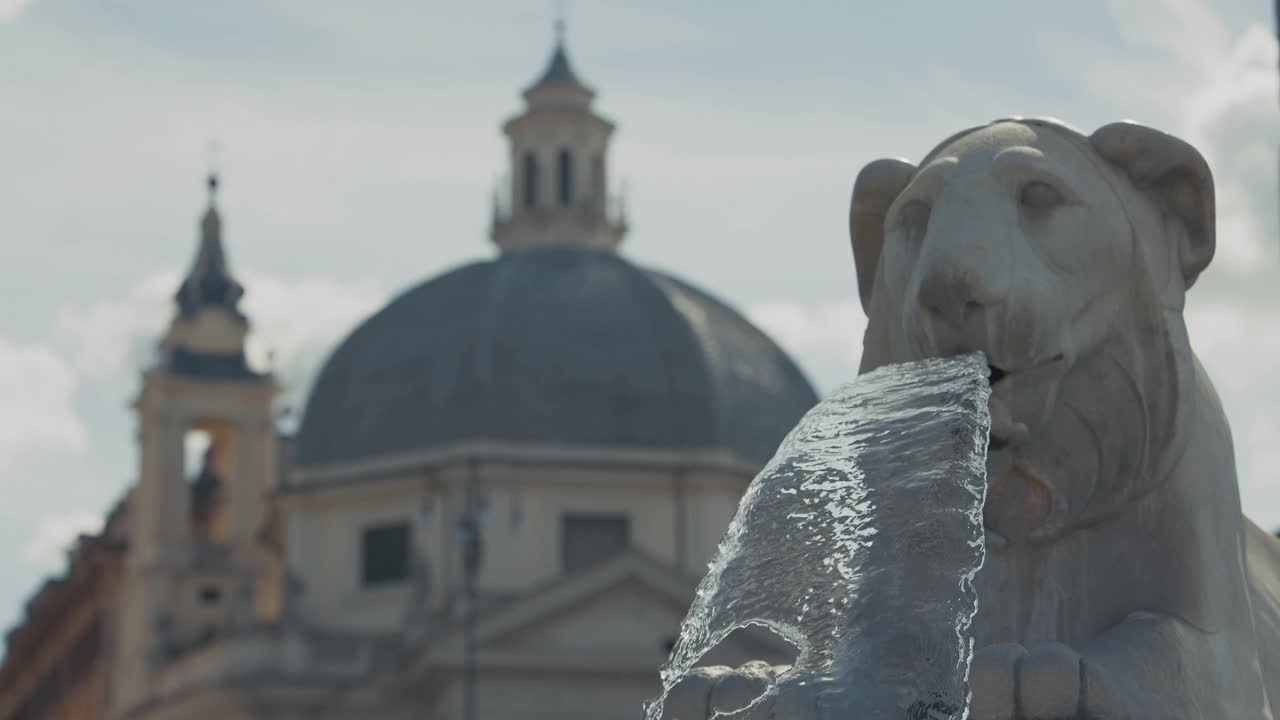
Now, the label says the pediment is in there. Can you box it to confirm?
[488,575,685,655]
[418,551,796,671]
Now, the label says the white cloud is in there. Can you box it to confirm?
[1082,1,1280,526]
[1089,2,1280,274]
[1185,299,1280,397]
[20,512,101,572]
[1182,24,1280,271]
[0,0,32,24]
[1044,1,1232,120]
[747,298,867,393]
[237,271,387,416]
[0,338,85,473]
[54,269,386,424]
[1157,12,1280,527]
[1185,299,1280,528]
[53,271,177,381]
[1105,0,1230,73]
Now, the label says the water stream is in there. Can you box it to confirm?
[645,353,991,719]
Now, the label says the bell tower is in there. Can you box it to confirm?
[114,173,282,713]
[491,21,628,253]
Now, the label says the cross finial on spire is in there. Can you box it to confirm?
[207,140,221,203]
[554,0,566,44]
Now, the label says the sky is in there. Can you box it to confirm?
[0,0,1278,637]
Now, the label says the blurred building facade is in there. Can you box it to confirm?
[0,33,815,720]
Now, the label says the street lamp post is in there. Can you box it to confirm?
[422,465,492,720]
[460,515,481,720]
[457,465,487,720]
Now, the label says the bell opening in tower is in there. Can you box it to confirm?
[184,429,213,481]
[184,422,237,545]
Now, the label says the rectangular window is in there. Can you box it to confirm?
[561,513,629,573]
[361,521,411,587]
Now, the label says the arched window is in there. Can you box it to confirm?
[523,152,539,208]
[558,148,573,207]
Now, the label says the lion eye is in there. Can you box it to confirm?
[1019,181,1063,210]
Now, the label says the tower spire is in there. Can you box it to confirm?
[523,6,591,101]
[174,170,245,322]
[160,167,260,380]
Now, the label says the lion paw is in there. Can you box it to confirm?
[969,643,1083,720]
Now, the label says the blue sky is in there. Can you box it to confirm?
[0,0,1277,637]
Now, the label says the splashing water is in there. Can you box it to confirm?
[645,353,991,720]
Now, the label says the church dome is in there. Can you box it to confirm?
[293,248,818,470]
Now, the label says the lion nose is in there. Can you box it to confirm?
[916,264,1003,328]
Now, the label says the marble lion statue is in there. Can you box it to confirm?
[665,118,1280,719]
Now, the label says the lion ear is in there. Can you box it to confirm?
[1089,121,1216,290]
[850,158,916,314]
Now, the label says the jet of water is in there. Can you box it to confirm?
[646,353,991,720]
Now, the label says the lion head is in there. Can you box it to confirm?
[850,118,1216,547]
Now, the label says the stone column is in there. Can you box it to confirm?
[133,412,191,569]
[229,415,272,549]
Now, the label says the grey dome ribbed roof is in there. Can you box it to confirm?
[293,248,818,470]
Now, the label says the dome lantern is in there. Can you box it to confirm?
[492,24,627,254]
